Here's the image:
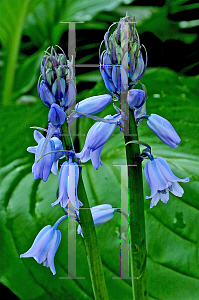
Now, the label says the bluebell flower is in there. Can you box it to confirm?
[147,114,181,148]
[28,130,64,181]
[100,15,147,98]
[51,160,83,209]
[39,80,56,107]
[144,156,189,208]
[48,103,66,126]
[76,115,119,170]
[77,204,115,237]
[20,215,67,275]
[68,94,112,123]
[38,47,76,110]
[128,89,146,109]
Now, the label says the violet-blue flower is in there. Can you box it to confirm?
[51,160,83,209]
[100,15,147,98]
[147,114,181,148]
[144,156,189,208]
[128,89,146,109]
[76,115,118,170]
[77,204,115,237]
[20,215,67,275]
[39,80,56,108]
[28,130,64,181]
[68,94,112,123]
[38,46,76,110]
[48,103,66,126]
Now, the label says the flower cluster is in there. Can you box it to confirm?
[20,15,189,275]
[20,46,121,275]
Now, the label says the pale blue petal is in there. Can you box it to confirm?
[47,230,61,275]
[20,225,52,258]
[34,229,54,264]
[34,130,44,143]
[150,193,160,208]
[27,146,37,154]
[144,161,159,198]
[90,145,104,170]
[156,157,189,183]
[68,163,80,208]
[160,190,170,203]
[170,182,184,197]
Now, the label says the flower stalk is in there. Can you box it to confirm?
[61,122,109,300]
[123,107,148,299]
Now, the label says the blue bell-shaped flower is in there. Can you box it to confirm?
[77,204,115,237]
[48,103,66,126]
[20,215,68,275]
[147,114,181,148]
[76,115,119,170]
[51,160,83,209]
[144,156,189,208]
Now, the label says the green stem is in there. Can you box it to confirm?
[123,110,148,300]
[61,122,109,300]
[2,0,30,105]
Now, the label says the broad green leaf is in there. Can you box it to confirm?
[0,0,44,105]
[1,68,199,299]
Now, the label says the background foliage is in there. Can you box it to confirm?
[0,0,199,299]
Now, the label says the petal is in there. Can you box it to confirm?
[100,68,116,94]
[51,160,59,175]
[42,140,55,182]
[39,80,56,107]
[150,193,160,208]
[156,157,189,183]
[63,80,76,110]
[151,159,171,190]
[47,230,61,275]
[144,161,159,198]
[56,162,69,207]
[48,103,66,126]
[76,148,91,163]
[160,190,170,203]
[90,145,104,170]
[170,182,184,197]
[68,163,80,208]
[34,228,55,264]
[20,225,52,259]
[89,117,116,150]
[27,146,37,154]
[34,130,44,143]
[130,53,144,82]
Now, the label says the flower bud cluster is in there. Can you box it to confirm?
[38,46,76,110]
[100,14,147,100]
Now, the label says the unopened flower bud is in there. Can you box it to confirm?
[128,89,146,109]
[48,103,66,126]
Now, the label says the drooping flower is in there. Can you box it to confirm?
[100,14,147,99]
[68,94,112,123]
[51,160,83,209]
[20,215,67,275]
[144,156,189,208]
[28,130,64,181]
[38,47,76,110]
[76,114,119,170]
[77,204,115,237]
[147,114,181,148]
